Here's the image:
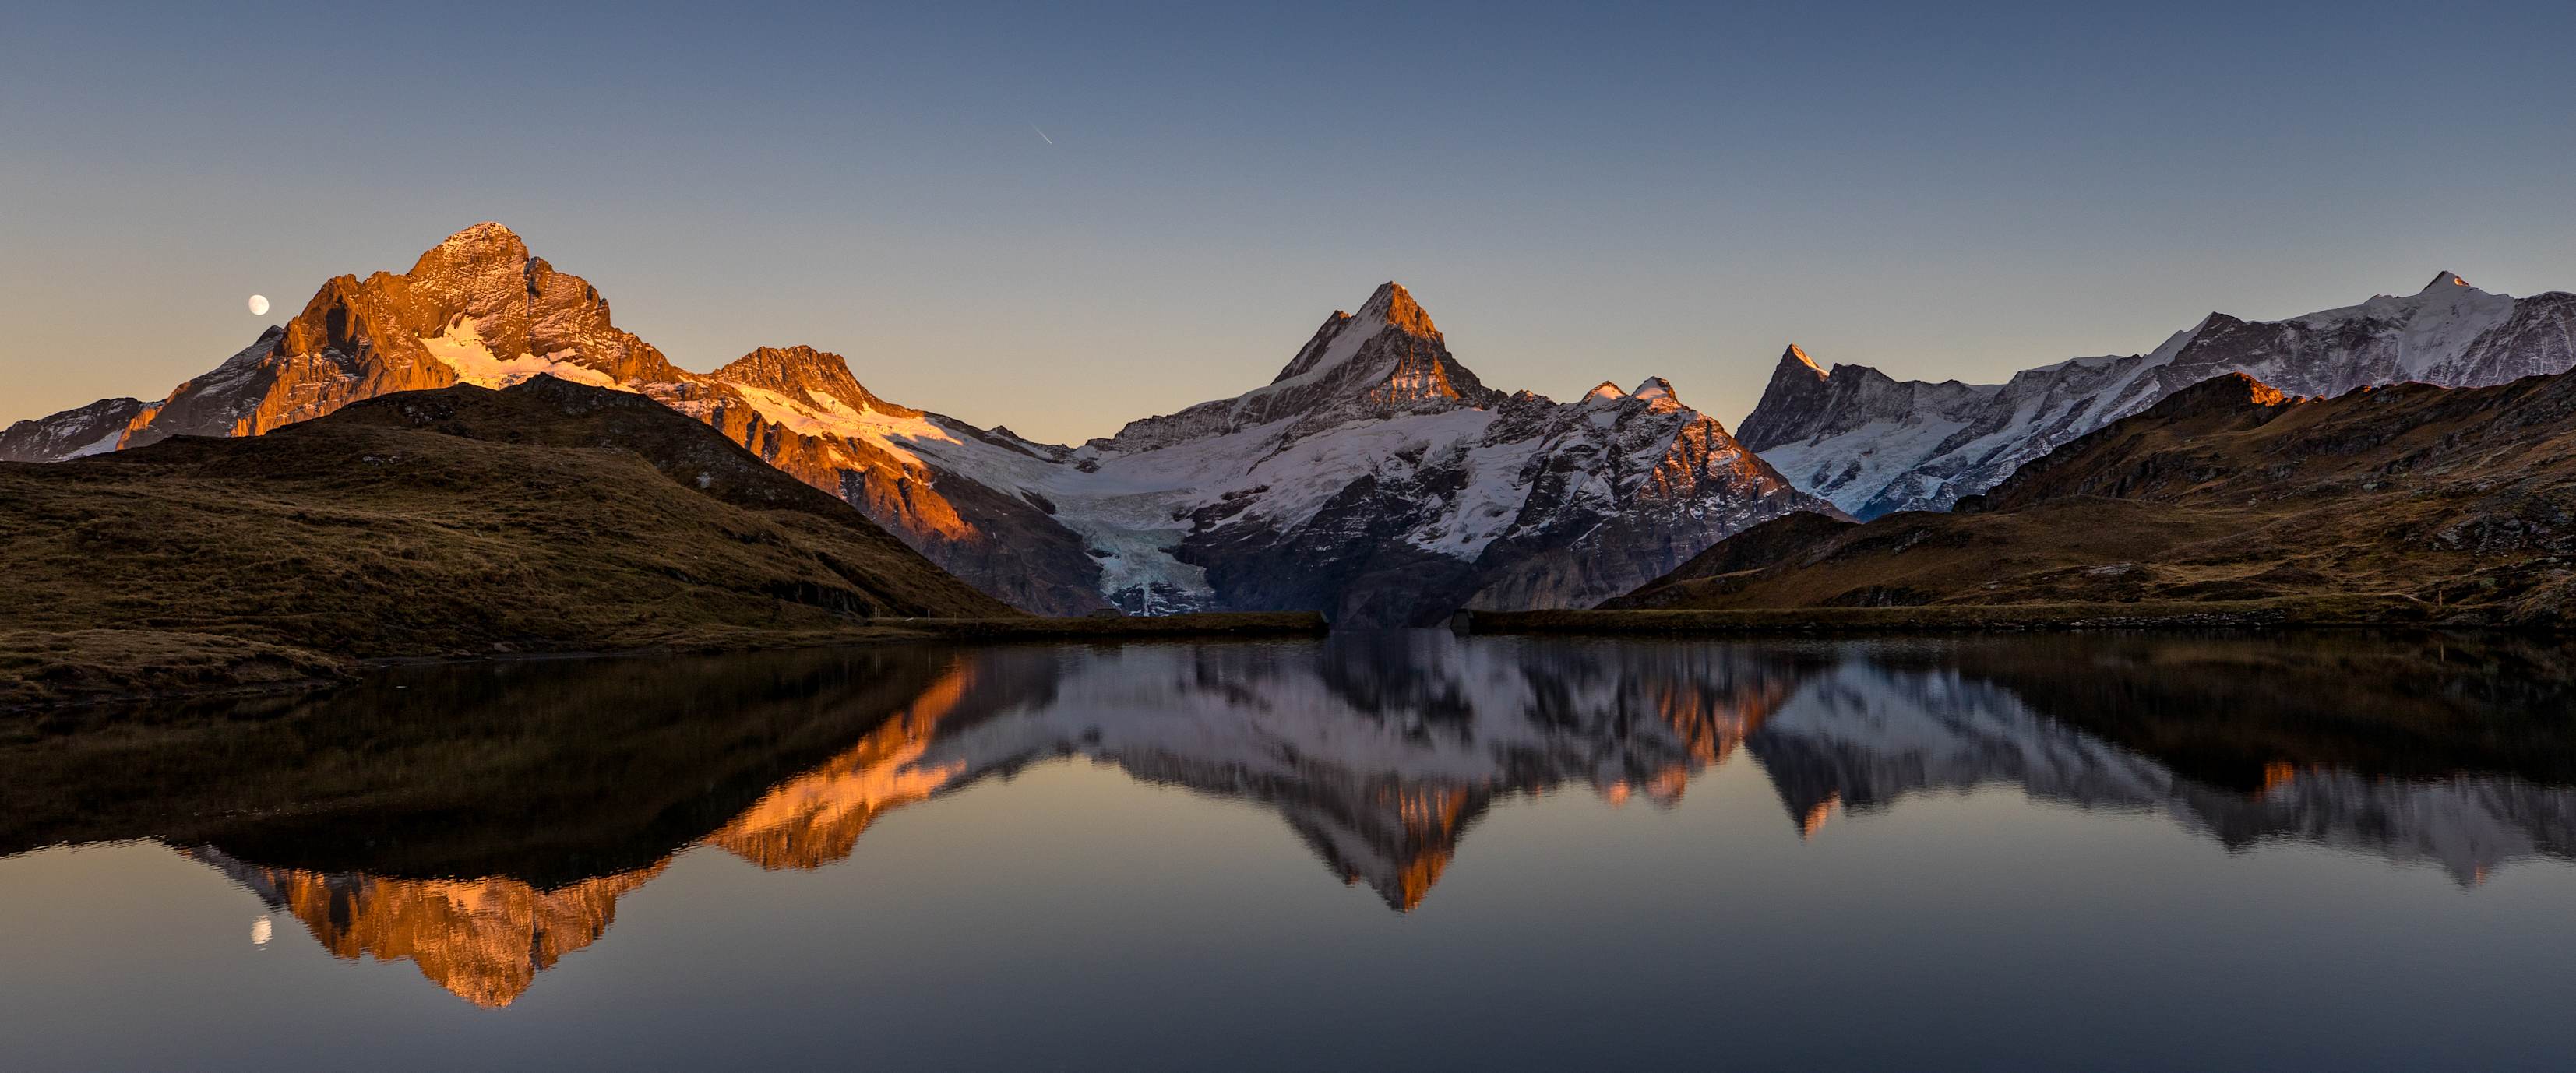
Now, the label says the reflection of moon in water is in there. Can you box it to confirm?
[252,916,273,946]
[248,294,270,316]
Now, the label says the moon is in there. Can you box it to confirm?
[247,294,270,316]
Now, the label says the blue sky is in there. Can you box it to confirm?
[5,1,2572,441]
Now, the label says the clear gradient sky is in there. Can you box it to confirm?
[5,1,2573,442]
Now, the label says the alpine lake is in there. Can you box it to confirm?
[4,629,2572,1071]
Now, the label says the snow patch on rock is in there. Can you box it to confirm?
[424,318,631,395]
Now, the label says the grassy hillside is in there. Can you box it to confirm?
[0,377,1018,703]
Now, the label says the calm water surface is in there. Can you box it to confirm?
[3,631,2574,1071]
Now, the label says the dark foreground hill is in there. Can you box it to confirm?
[1605,369,2576,628]
[0,377,1021,704]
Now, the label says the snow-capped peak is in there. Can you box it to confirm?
[1270,283,1438,385]
[1630,377,1677,403]
[1272,281,1453,383]
[1264,281,1436,388]
[2422,270,2472,293]
[1586,381,1627,400]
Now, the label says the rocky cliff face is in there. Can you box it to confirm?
[3,226,1832,623]
[1741,273,2576,518]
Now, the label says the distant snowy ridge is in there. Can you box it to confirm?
[1741,273,2576,518]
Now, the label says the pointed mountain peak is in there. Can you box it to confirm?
[2422,271,2471,293]
[1736,345,1853,452]
[1586,381,1627,400]
[1359,282,1438,337]
[1122,279,1502,450]
[1268,282,1443,385]
[1630,377,1678,403]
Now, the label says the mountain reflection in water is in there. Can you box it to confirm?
[5,631,2573,1008]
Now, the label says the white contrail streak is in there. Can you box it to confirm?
[1031,123,1055,146]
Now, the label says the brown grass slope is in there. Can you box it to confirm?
[0,377,1017,702]
[1605,369,2576,627]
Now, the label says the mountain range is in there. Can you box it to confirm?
[1738,272,2576,518]
[12,223,2574,623]
[0,223,1828,624]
